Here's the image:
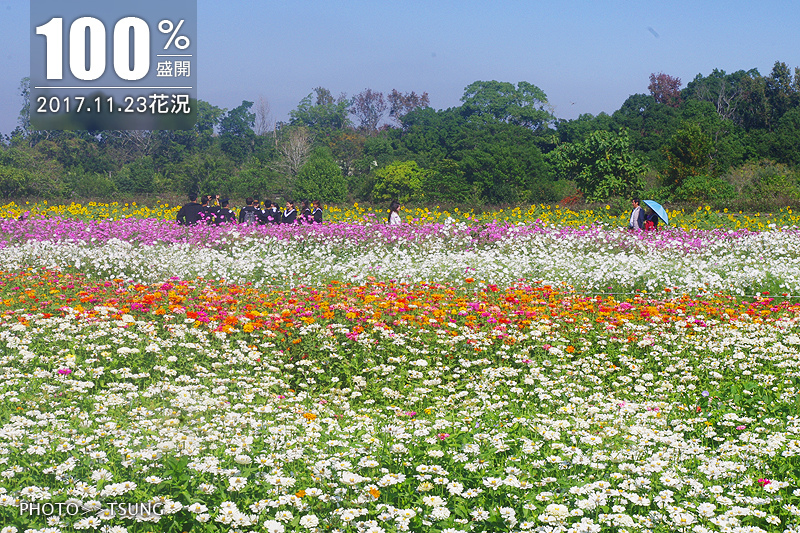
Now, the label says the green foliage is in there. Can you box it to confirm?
[114,156,155,194]
[294,148,347,203]
[290,87,351,135]
[372,161,424,203]
[458,122,551,204]
[460,80,554,130]
[0,146,64,198]
[547,130,646,202]
[421,159,472,204]
[725,159,800,202]
[671,174,735,203]
[67,170,117,198]
[772,107,800,166]
[229,158,283,200]
[661,123,714,189]
[219,101,256,163]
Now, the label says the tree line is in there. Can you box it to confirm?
[4,61,800,210]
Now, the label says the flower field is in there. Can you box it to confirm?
[0,205,799,533]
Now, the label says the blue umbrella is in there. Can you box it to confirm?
[643,200,668,225]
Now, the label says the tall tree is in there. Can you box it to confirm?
[661,123,714,189]
[290,87,350,134]
[350,89,387,134]
[460,80,554,131]
[254,95,274,136]
[18,77,31,134]
[648,72,682,107]
[766,61,799,128]
[388,90,430,126]
[219,101,256,163]
[684,68,764,125]
[275,126,312,179]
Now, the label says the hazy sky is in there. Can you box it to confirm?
[2,0,800,135]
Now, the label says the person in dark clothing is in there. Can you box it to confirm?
[312,201,323,224]
[282,201,297,224]
[239,197,260,225]
[300,200,312,224]
[216,199,237,224]
[198,195,216,225]
[268,202,281,224]
[207,194,222,223]
[644,209,660,231]
[176,194,203,226]
[256,197,272,225]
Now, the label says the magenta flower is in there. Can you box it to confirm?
[57,368,72,375]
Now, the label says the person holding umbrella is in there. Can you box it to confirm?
[642,200,669,230]
[628,198,645,231]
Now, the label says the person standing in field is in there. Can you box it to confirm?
[312,201,323,224]
[216,198,237,224]
[388,200,402,225]
[628,198,645,231]
[283,201,297,224]
[176,194,203,226]
[239,197,259,225]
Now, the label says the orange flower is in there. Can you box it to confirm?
[465,278,475,283]
[369,488,380,499]
[302,412,317,421]
[566,345,575,353]
[296,489,306,498]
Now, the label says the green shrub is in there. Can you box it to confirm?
[371,161,424,203]
[672,174,735,203]
[294,148,347,203]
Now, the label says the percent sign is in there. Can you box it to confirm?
[158,19,190,50]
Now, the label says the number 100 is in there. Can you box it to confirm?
[36,17,150,81]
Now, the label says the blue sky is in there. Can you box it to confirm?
[2,0,800,135]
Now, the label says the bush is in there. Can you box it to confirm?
[114,157,155,194]
[294,148,347,203]
[371,161,424,203]
[672,174,735,203]
[725,159,800,202]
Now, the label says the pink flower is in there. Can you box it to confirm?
[57,368,72,375]
[736,425,746,430]
[437,433,450,441]
[757,478,772,487]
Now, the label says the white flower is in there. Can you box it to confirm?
[300,514,320,528]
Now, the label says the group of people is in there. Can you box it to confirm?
[628,198,661,231]
[176,195,323,226]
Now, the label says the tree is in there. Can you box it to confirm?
[548,130,646,202]
[683,68,764,125]
[372,160,424,203]
[18,77,31,134]
[328,130,365,177]
[219,101,256,163]
[456,122,550,204]
[274,126,312,178]
[766,61,799,127]
[254,95,274,136]
[661,123,713,189]
[648,72,682,107]
[388,90,430,126]
[350,89,387,134]
[289,87,350,134]
[421,159,472,204]
[294,147,347,202]
[460,80,554,131]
